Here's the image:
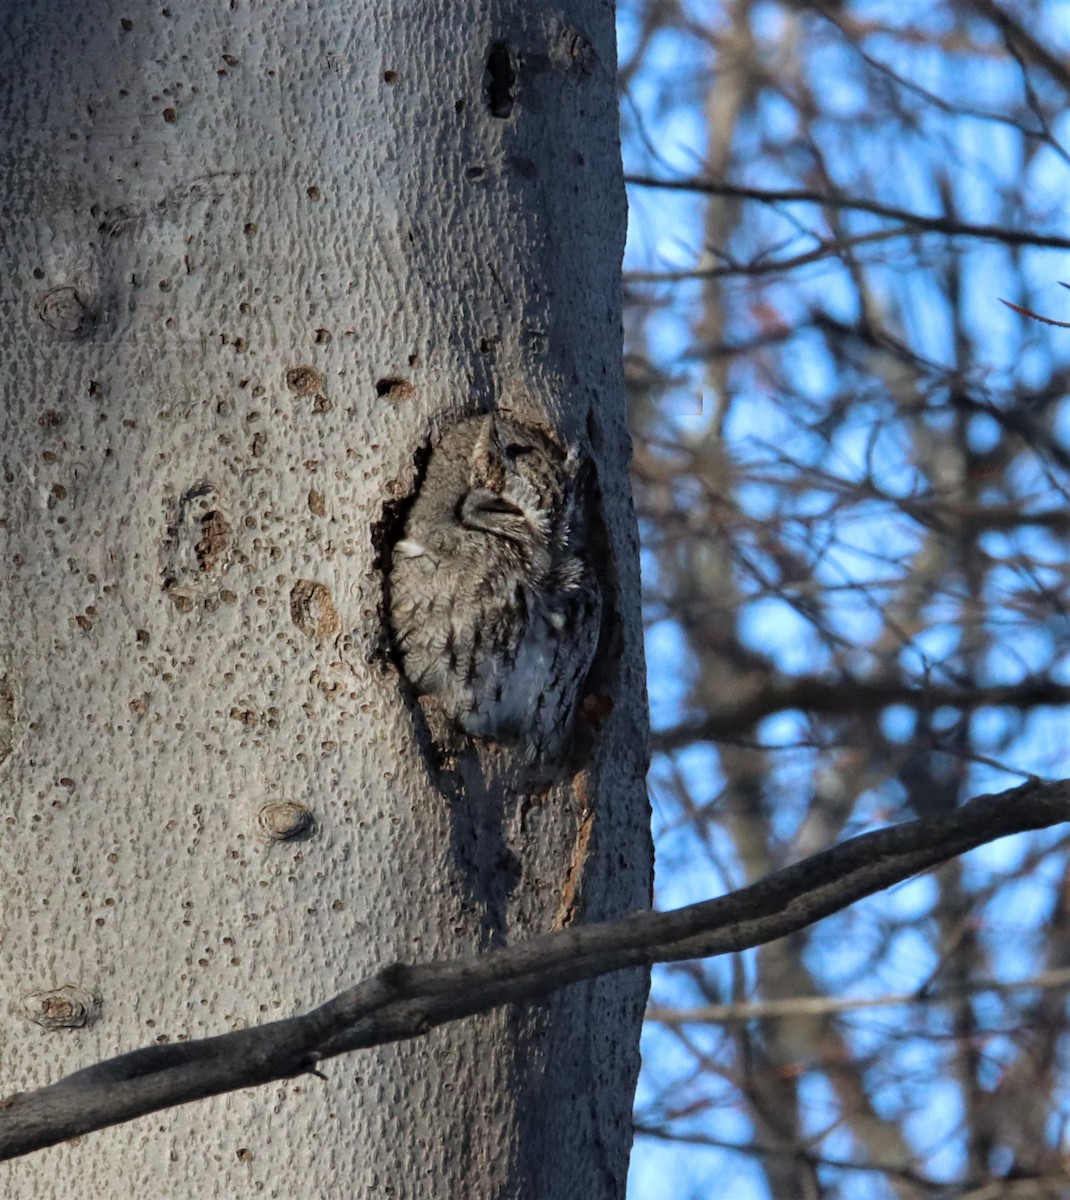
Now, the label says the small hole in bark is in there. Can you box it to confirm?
[376,377,415,401]
[286,365,324,395]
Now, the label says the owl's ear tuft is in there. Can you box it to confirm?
[470,415,506,492]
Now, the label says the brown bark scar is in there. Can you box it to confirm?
[553,772,595,929]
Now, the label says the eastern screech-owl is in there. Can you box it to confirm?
[389,413,601,763]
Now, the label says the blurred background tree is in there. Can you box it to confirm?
[619,1,1070,1195]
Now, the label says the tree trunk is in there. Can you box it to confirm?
[0,1,651,1196]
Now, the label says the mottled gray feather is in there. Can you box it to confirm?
[389,414,600,762]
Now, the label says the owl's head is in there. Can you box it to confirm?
[459,415,572,552]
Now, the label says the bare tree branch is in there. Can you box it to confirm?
[625,228,913,283]
[633,1123,1061,1195]
[4,778,1070,1162]
[963,0,1070,95]
[648,967,1070,1026]
[652,679,1070,749]
[999,296,1070,328]
[624,175,1070,250]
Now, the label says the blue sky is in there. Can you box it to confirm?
[618,1,1070,1194]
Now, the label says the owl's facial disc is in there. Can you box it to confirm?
[459,487,527,536]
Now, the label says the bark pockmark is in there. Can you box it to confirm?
[35,287,99,339]
[375,377,415,401]
[20,985,100,1031]
[0,674,17,767]
[257,801,316,842]
[290,579,341,640]
[160,482,233,609]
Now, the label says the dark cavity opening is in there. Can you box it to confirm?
[485,43,516,118]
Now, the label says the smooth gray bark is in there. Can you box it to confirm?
[0,1,650,1196]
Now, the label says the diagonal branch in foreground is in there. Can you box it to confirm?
[3,777,1069,1162]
